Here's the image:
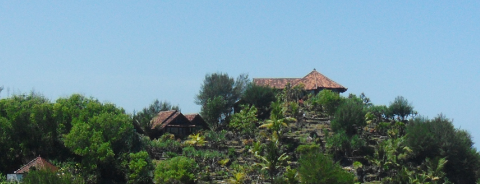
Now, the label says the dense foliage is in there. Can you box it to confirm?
[1,74,479,184]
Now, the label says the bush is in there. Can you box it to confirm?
[229,105,258,137]
[297,152,355,184]
[317,90,343,116]
[326,130,365,157]
[331,98,366,136]
[296,144,320,155]
[153,156,197,184]
[127,151,153,184]
[22,169,85,184]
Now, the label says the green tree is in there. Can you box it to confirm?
[58,94,135,183]
[388,96,415,121]
[406,115,480,183]
[331,97,366,136]
[241,83,276,119]
[0,93,58,174]
[195,73,249,128]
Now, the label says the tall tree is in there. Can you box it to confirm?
[195,73,249,129]
[241,83,276,119]
[57,94,135,183]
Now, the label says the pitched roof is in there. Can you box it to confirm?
[253,69,347,92]
[252,78,299,89]
[14,157,58,174]
[184,114,198,122]
[293,70,347,91]
[151,110,181,129]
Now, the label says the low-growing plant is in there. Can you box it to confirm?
[153,156,197,184]
[297,152,355,184]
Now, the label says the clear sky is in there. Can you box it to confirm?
[1,1,479,148]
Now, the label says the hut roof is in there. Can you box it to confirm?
[14,157,58,174]
[150,110,181,129]
[253,69,347,92]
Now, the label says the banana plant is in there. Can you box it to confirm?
[184,133,206,147]
[252,140,289,183]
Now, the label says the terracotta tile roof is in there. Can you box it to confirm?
[252,78,299,89]
[151,110,180,129]
[293,70,347,91]
[15,157,58,174]
[253,69,347,92]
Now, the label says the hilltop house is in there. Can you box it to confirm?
[150,110,208,139]
[7,157,58,182]
[253,69,347,94]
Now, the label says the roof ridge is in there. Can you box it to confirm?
[162,110,178,124]
[15,157,39,173]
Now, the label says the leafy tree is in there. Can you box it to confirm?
[406,115,480,183]
[0,93,58,174]
[388,96,415,121]
[154,156,197,184]
[201,96,226,130]
[132,99,179,136]
[59,94,135,183]
[195,73,249,128]
[331,97,366,136]
[297,152,355,184]
[241,83,276,119]
[229,104,258,137]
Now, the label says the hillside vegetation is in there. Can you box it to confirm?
[1,73,479,184]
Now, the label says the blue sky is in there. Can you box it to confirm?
[1,1,479,148]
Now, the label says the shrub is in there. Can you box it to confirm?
[153,156,197,184]
[228,147,236,158]
[296,144,320,155]
[326,130,365,157]
[317,90,343,116]
[127,151,153,184]
[229,105,258,137]
[297,152,355,184]
[331,97,366,136]
[22,169,85,184]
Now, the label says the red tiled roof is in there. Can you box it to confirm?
[15,157,58,174]
[151,110,180,129]
[253,69,347,92]
[253,78,299,89]
[293,70,346,91]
